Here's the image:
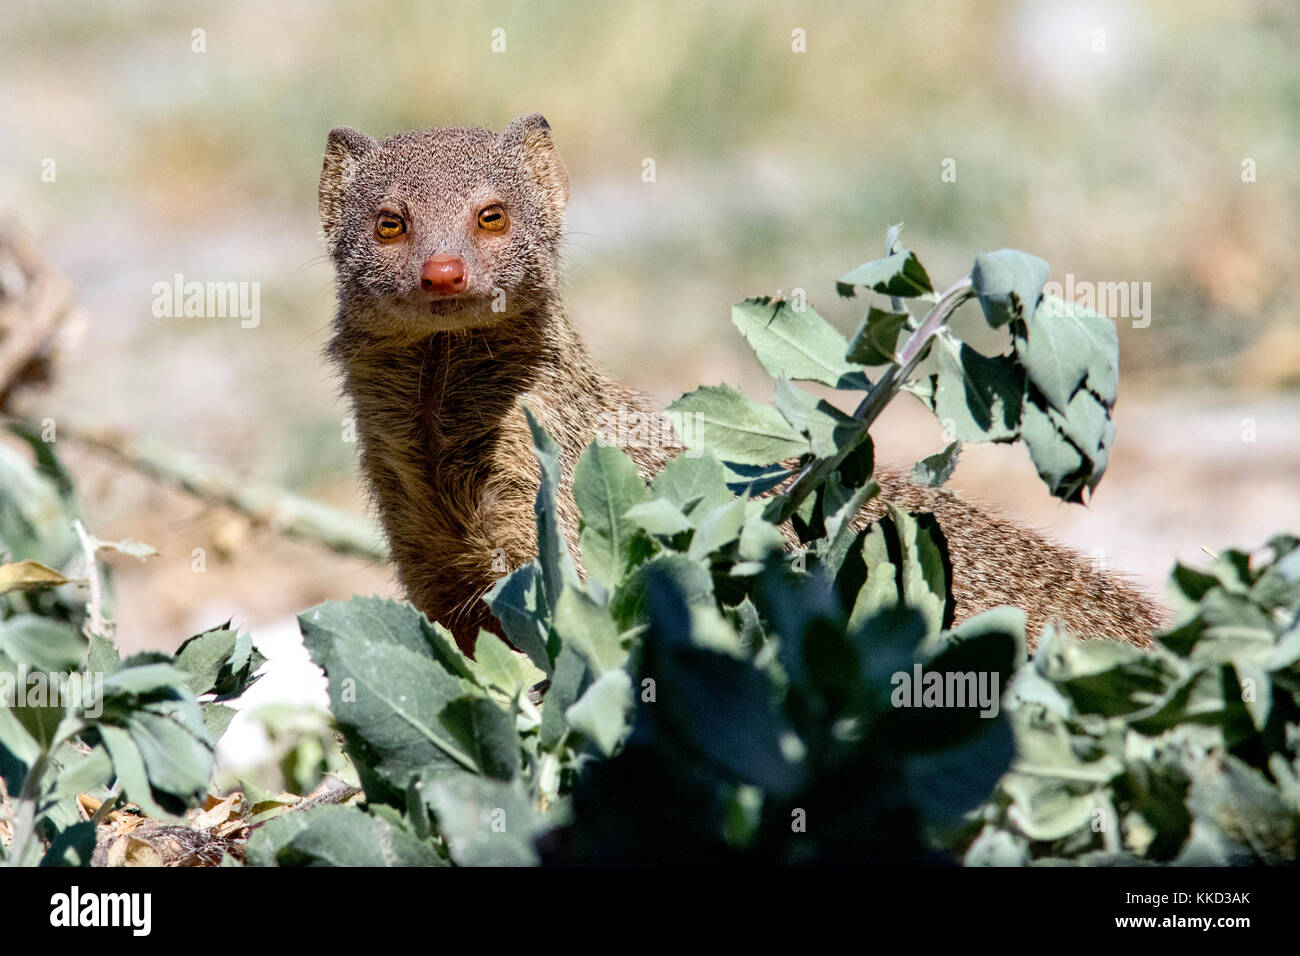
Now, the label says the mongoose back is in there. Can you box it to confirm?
[320,113,1164,655]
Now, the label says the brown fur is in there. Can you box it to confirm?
[321,115,1164,655]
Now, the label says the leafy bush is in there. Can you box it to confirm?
[3,233,1295,867]
[964,535,1299,865]
[253,234,1298,866]
[0,427,264,865]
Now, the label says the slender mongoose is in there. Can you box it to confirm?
[320,114,1164,655]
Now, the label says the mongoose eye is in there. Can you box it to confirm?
[375,213,406,242]
[477,204,508,233]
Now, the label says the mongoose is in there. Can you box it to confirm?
[319,114,1164,656]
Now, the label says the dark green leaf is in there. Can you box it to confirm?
[846,306,911,365]
[909,441,962,488]
[837,250,934,298]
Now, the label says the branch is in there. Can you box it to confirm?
[770,276,975,524]
[72,518,106,637]
[0,223,75,402]
[46,423,388,563]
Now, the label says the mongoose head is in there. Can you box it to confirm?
[319,113,569,339]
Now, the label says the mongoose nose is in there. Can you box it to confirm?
[420,255,468,295]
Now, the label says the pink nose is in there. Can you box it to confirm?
[420,255,467,294]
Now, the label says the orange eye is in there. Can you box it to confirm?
[375,213,406,241]
[477,204,508,233]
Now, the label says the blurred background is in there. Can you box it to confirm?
[1,0,1297,667]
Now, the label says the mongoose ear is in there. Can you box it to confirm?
[501,113,569,210]
[319,127,378,244]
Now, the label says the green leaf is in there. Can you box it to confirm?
[9,687,65,750]
[971,250,1049,329]
[837,250,933,298]
[201,702,237,741]
[999,773,1102,842]
[939,605,1027,664]
[687,499,749,561]
[610,553,716,631]
[0,691,40,796]
[86,634,119,675]
[466,631,532,699]
[909,441,962,488]
[97,723,172,819]
[573,441,650,589]
[101,662,190,699]
[1022,293,1119,413]
[440,696,521,781]
[249,804,445,867]
[1180,754,1299,865]
[482,564,551,675]
[0,616,85,672]
[40,821,97,867]
[772,380,866,459]
[522,406,580,615]
[724,460,795,496]
[1250,535,1300,613]
[820,477,881,578]
[0,442,80,571]
[174,627,241,697]
[47,743,112,806]
[323,634,481,791]
[927,335,1024,443]
[731,297,868,388]
[641,570,804,797]
[565,668,633,757]
[539,644,588,750]
[902,713,1017,835]
[849,503,953,635]
[738,512,788,562]
[667,385,808,466]
[298,597,475,682]
[423,775,545,866]
[846,305,911,365]
[625,498,693,536]
[651,451,734,519]
[1019,388,1113,503]
[965,826,1028,866]
[1036,630,1178,718]
[554,587,625,675]
[126,708,214,801]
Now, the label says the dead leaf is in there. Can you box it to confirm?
[192,793,242,829]
[0,559,70,593]
[90,537,158,560]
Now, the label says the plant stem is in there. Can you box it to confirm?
[883,224,906,314]
[8,750,49,867]
[7,717,83,867]
[771,276,974,524]
[72,518,105,638]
